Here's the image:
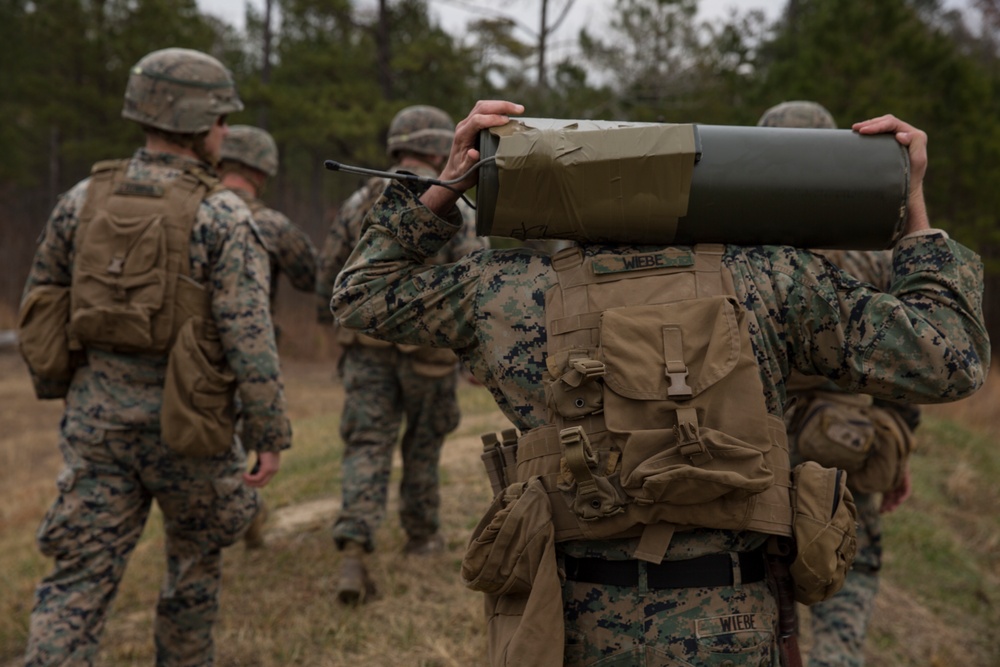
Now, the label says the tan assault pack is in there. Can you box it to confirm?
[70,159,216,353]
[68,160,232,456]
[514,245,793,553]
[18,159,219,393]
[472,245,856,604]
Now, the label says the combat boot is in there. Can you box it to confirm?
[403,532,445,556]
[336,542,377,605]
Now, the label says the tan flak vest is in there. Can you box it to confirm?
[501,245,793,561]
[69,159,219,353]
[67,159,240,458]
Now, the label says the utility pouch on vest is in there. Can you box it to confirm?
[788,461,858,605]
[481,428,521,497]
[792,392,912,494]
[161,316,236,458]
[600,297,774,505]
[848,404,914,494]
[69,204,168,350]
[794,392,875,472]
[17,285,75,387]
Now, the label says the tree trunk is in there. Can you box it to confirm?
[538,0,548,88]
[259,0,274,128]
[377,0,393,99]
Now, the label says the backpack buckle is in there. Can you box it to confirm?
[675,407,713,465]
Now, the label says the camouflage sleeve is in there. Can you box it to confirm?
[20,181,89,398]
[442,198,489,261]
[316,179,384,323]
[331,181,486,351]
[814,249,921,422]
[755,234,989,404]
[204,195,292,452]
[256,207,317,293]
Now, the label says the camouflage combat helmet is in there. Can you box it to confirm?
[220,125,279,177]
[122,47,244,134]
[386,105,455,158]
[757,100,837,129]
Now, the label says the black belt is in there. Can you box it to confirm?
[563,550,766,590]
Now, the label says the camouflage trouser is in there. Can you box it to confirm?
[562,565,778,666]
[24,416,258,667]
[332,345,460,551]
[807,492,882,667]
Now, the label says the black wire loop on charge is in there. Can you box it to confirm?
[324,156,496,210]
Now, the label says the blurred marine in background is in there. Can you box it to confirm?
[219,124,318,344]
[218,124,317,549]
[760,100,920,667]
[316,105,488,605]
[16,47,290,666]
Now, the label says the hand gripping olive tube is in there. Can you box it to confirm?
[475,118,910,250]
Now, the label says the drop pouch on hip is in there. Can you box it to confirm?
[462,478,564,667]
[17,285,74,385]
[162,317,236,458]
[789,461,858,605]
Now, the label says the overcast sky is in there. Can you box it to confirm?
[196,0,788,35]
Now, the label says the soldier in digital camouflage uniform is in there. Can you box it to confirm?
[317,105,488,604]
[18,48,290,666]
[219,124,317,336]
[760,101,921,667]
[219,125,317,549]
[330,100,989,666]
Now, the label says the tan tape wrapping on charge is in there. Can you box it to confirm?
[492,122,697,243]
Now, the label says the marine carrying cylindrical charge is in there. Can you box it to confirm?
[476,118,909,250]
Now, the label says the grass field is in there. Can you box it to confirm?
[1,349,998,666]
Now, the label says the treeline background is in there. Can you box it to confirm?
[3,0,1000,355]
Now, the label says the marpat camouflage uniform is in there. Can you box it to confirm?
[331,181,988,666]
[21,149,291,666]
[788,249,917,667]
[219,123,316,324]
[318,164,487,552]
[806,495,880,667]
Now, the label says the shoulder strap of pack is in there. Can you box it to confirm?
[90,158,130,176]
[184,162,223,191]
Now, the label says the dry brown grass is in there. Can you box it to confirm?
[0,351,506,665]
[1,350,998,666]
